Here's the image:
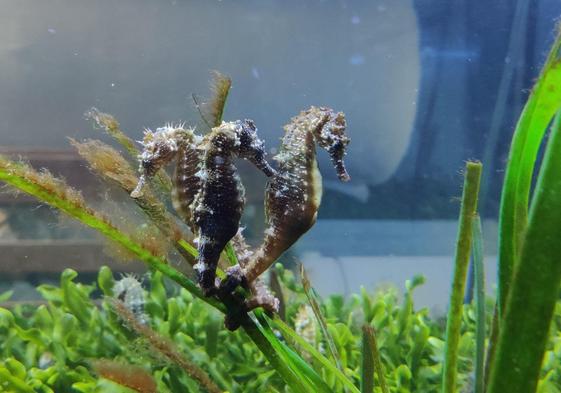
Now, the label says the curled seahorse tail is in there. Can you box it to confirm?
[230,230,253,267]
[243,252,268,284]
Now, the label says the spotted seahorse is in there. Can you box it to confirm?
[225,106,350,287]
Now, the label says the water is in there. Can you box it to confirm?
[0,0,560,304]
[3,2,561,392]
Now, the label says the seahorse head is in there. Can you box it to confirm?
[235,119,276,177]
[131,125,196,198]
[138,126,181,175]
[311,107,351,182]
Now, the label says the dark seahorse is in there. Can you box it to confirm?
[227,106,350,286]
[132,121,274,296]
[193,120,274,296]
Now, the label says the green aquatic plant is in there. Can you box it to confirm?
[442,162,482,393]
[496,27,561,314]
[471,215,486,393]
[0,264,464,392]
[486,25,561,393]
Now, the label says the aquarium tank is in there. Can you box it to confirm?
[2,1,561,392]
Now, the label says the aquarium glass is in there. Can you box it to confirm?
[0,1,560,309]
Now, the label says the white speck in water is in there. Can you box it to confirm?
[351,16,360,25]
[110,82,116,87]
[349,54,365,66]
[47,28,56,35]
[251,66,260,80]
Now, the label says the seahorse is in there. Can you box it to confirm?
[225,106,350,286]
[193,120,274,295]
[131,125,201,234]
[132,121,274,296]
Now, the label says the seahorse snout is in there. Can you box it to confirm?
[329,142,351,182]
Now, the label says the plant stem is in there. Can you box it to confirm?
[442,161,482,393]
[363,325,389,393]
[361,326,374,393]
[471,215,485,393]
[483,304,499,387]
[301,265,343,372]
[488,112,561,393]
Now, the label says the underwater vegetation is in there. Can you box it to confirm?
[1,23,561,393]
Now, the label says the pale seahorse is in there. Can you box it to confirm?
[224,106,350,288]
[132,120,274,296]
[131,125,201,234]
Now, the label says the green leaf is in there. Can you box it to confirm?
[301,265,343,372]
[272,316,360,393]
[361,326,374,393]
[36,285,63,304]
[488,115,561,392]
[223,242,239,266]
[472,215,486,393]
[146,270,166,320]
[488,27,561,393]
[5,357,27,380]
[0,366,35,393]
[61,269,92,326]
[98,265,115,296]
[497,27,561,313]
[247,312,321,393]
[204,314,220,359]
[0,290,13,302]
